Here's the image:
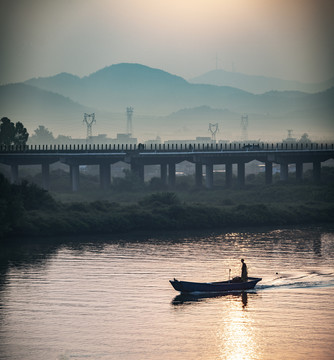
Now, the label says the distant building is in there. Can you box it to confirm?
[282,129,297,144]
[144,136,162,147]
[164,137,214,146]
[113,133,137,145]
[195,136,212,143]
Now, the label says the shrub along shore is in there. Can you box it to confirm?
[1,171,334,239]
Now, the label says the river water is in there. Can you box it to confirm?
[1,225,334,360]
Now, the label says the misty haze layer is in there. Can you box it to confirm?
[0,63,333,141]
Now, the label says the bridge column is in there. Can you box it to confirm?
[195,163,202,187]
[131,161,144,181]
[42,162,50,190]
[313,161,321,183]
[99,163,111,190]
[296,162,303,181]
[160,163,168,185]
[70,164,80,192]
[237,162,245,187]
[168,162,176,187]
[225,162,232,188]
[205,163,213,189]
[265,161,273,184]
[280,162,288,181]
[10,164,19,184]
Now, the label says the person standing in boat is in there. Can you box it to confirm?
[241,259,248,282]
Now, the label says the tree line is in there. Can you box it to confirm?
[0,117,29,146]
[0,117,77,147]
[1,170,334,240]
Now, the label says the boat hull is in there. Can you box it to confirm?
[169,277,262,294]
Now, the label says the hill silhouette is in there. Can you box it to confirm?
[0,83,92,135]
[0,63,331,140]
[190,69,334,94]
[26,63,254,114]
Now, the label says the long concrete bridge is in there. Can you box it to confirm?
[0,142,333,191]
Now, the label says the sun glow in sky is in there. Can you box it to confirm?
[0,0,333,84]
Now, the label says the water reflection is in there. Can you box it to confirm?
[172,291,253,308]
[217,293,260,360]
[172,291,260,359]
[0,226,333,360]
[313,237,322,257]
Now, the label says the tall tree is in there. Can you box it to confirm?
[29,125,55,145]
[299,133,311,144]
[0,117,29,146]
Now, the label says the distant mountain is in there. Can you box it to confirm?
[190,69,334,94]
[0,83,91,135]
[157,89,334,140]
[167,105,234,119]
[4,63,332,140]
[155,106,241,140]
[25,63,253,114]
[25,72,82,98]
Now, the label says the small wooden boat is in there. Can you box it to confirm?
[169,277,262,294]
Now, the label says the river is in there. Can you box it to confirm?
[1,225,334,360]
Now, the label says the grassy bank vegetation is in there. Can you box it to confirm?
[1,168,334,239]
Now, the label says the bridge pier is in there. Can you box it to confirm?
[280,162,289,181]
[296,162,303,181]
[10,164,19,184]
[205,163,213,189]
[131,160,144,181]
[42,163,50,190]
[161,163,168,185]
[99,163,111,190]
[70,164,80,192]
[168,162,176,187]
[265,161,273,184]
[313,161,321,183]
[237,162,245,187]
[225,163,232,188]
[1,144,332,192]
[195,163,203,187]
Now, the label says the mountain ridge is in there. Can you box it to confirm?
[25,63,253,114]
[190,69,334,94]
[0,63,332,140]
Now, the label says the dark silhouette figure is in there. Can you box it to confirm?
[242,291,248,309]
[241,259,248,282]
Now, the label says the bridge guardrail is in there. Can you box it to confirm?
[0,142,333,153]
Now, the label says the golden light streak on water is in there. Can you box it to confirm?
[217,294,260,360]
[0,226,334,359]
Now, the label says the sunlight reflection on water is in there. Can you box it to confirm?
[0,226,334,360]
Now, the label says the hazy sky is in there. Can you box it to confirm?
[1,0,333,85]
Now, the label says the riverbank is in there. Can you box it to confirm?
[16,201,334,238]
[1,170,334,239]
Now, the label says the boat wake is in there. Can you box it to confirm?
[257,271,334,291]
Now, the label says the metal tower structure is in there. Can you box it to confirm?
[208,123,219,141]
[241,114,249,141]
[126,107,134,136]
[83,113,96,141]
